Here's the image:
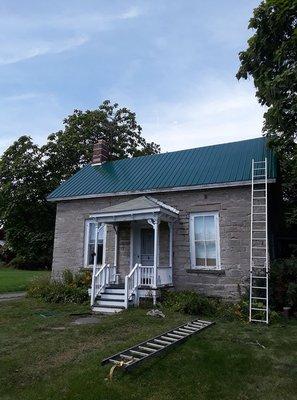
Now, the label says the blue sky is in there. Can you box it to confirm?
[0,0,263,155]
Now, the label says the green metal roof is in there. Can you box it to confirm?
[47,137,277,201]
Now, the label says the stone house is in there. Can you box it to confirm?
[48,137,278,313]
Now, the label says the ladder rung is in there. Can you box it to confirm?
[130,350,149,357]
[254,189,266,192]
[253,213,266,215]
[254,161,266,164]
[252,276,267,279]
[138,346,156,353]
[167,333,183,339]
[178,328,196,334]
[251,307,267,311]
[254,168,265,170]
[253,204,265,207]
[250,319,267,323]
[120,354,139,361]
[252,256,266,259]
[253,220,265,223]
[146,342,164,349]
[252,286,267,289]
[252,246,266,249]
[252,297,267,300]
[252,266,267,269]
[253,238,266,240]
[161,335,176,342]
[173,330,188,337]
[254,175,266,178]
[253,197,266,199]
[154,339,171,346]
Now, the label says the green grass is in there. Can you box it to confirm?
[0,268,50,292]
[0,299,296,400]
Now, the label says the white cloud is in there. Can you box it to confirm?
[0,6,140,65]
[140,80,265,151]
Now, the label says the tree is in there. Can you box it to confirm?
[0,101,160,267]
[43,100,160,185]
[0,136,55,267]
[237,0,297,223]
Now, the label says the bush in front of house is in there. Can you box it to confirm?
[27,269,91,304]
[269,257,297,312]
[161,290,218,316]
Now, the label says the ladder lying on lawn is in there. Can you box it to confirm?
[249,158,269,324]
[102,319,214,378]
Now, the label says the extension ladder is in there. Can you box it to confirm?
[249,158,269,324]
[102,319,214,375]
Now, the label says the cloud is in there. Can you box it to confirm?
[0,6,140,65]
[0,36,89,66]
[140,79,265,151]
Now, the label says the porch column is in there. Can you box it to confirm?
[113,224,119,267]
[93,221,99,269]
[168,222,173,268]
[148,217,160,289]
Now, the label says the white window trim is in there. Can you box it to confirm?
[189,212,221,270]
[83,220,106,268]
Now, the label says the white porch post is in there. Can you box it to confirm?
[147,217,160,289]
[113,224,119,267]
[91,221,99,306]
[168,222,173,268]
[93,221,99,269]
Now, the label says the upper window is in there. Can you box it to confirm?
[84,220,105,267]
[190,212,220,269]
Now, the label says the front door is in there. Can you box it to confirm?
[140,228,154,266]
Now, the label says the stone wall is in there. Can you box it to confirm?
[51,185,257,299]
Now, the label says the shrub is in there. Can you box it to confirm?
[8,255,50,270]
[27,269,90,304]
[270,257,297,311]
[161,290,217,316]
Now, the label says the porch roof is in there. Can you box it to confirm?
[90,196,179,223]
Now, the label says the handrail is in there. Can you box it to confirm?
[124,263,140,308]
[91,263,112,306]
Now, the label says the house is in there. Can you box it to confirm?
[48,137,278,313]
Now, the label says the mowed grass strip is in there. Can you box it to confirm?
[0,268,50,293]
[0,298,296,400]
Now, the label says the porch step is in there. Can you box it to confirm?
[92,305,125,314]
[102,319,214,372]
[93,285,128,314]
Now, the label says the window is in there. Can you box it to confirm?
[84,220,105,267]
[190,212,220,269]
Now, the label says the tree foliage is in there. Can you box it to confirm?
[237,0,297,223]
[0,101,160,267]
[43,100,160,185]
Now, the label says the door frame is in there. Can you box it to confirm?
[130,221,154,269]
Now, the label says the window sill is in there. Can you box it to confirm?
[186,268,225,276]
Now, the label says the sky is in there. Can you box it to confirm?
[0,0,264,155]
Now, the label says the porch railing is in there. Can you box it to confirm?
[124,263,140,308]
[91,264,116,306]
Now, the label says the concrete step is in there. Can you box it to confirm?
[92,305,124,314]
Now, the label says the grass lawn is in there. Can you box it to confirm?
[0,299,296,400]
[0,268,50,293]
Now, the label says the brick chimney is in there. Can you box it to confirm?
[92,139,109,164]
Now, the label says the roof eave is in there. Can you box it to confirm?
[47,178,277,202]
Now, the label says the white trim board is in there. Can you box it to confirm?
[47,178,276,202]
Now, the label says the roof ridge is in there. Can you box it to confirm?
[94,136,266,167]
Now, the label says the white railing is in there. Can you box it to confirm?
[91,264,116,306]
[139,265,154,286]
[124,263,140,308]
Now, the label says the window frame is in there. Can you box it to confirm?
[83,220,106,268]
[189,212,221,270]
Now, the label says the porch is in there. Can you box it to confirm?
[89,196,179,312]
